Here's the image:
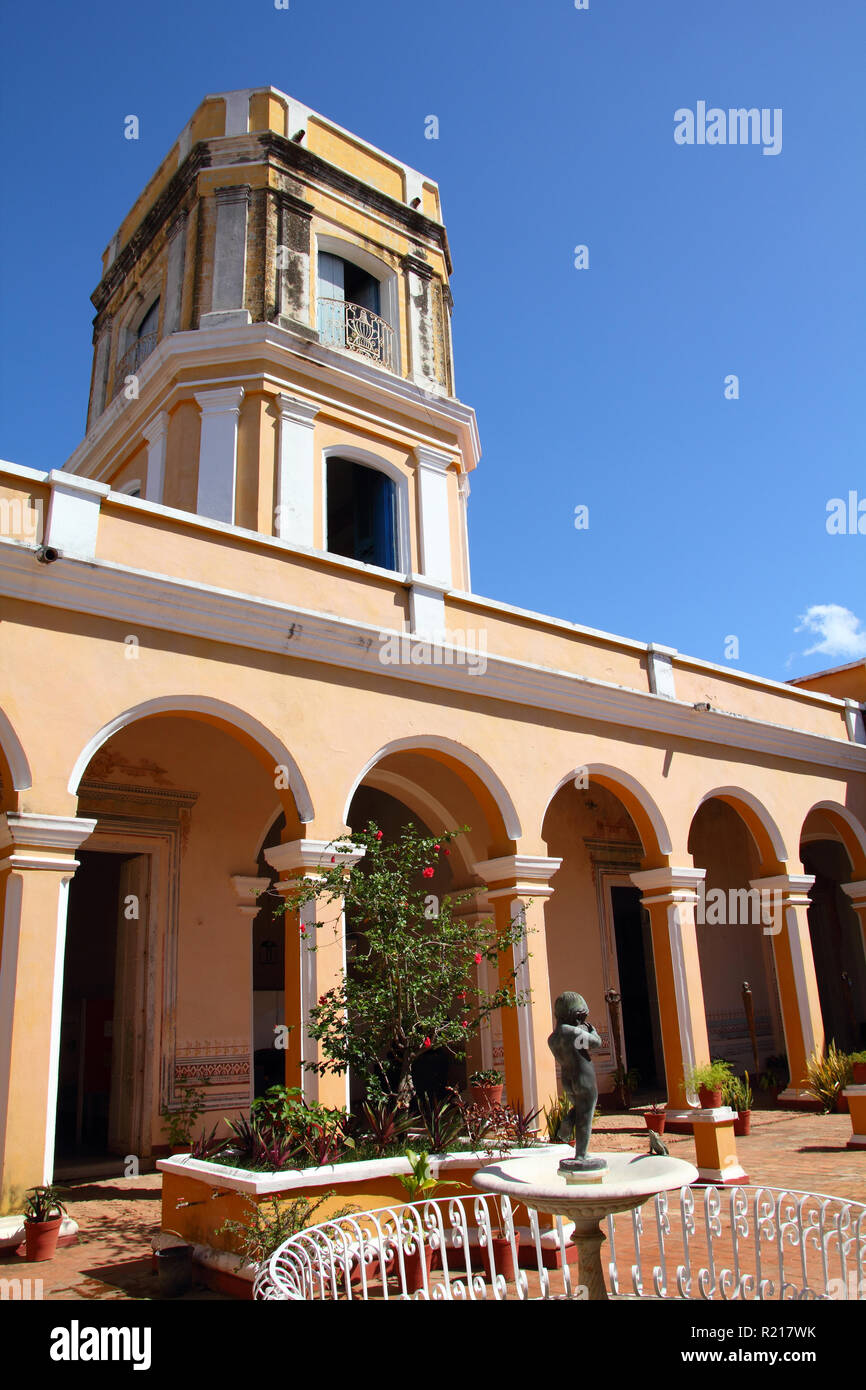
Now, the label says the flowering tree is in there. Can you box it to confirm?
[277,822,530,1108]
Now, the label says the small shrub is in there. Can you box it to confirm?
[804,1043,853,1113]
[218,1193,357,1263]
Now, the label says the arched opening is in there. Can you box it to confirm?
[0,704,31,813]
[542,768,670,1097]
[315,240,398,373]
[800,803,866,1051]
[326,456,398,569]
[55,704,307,1177]
[688,793,787,1080]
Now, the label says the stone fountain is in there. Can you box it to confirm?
[473,992,698,1300]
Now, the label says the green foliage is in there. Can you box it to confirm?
[686,1060,733,1094]
[723,1071,753,1111]
[804,1043,853,1113]
[543,1092,572,1142]
[397,1149,461,1203]
[23,1185,67,1222]
[277,822,530,1107]
[161,1080,209,1148]
[469,1069,504,1087]
[217,1193,357,1263]
[849,1050,866,1065]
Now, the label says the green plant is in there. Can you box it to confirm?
[277,822,531,1108]
[543,1092,572,1142]
[161,1080,209,1148]
[217,1192,357,1263]
[686,1061,733,1094]
[724,1071,753,1111]
[469,1069,504,1087]
[502,1099,543,1147]
[803,1043,853,1113]
[849,1050,866,1065]
[357,1100,413,1157]
[23,1185,67,1223]
[397,1149,461,1203]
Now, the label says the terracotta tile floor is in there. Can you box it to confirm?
[1,1107,862,1300]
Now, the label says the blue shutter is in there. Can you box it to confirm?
[317,253,345,345]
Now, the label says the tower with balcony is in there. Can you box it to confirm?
[70,87,478,611]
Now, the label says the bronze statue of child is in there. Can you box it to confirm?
[548,991,607,1178]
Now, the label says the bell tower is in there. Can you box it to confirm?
[67,87,479,603]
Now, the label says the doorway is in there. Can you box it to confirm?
[609,885,663,1088]
[54,849,150,1175]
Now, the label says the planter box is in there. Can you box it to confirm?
[157,1145,574,1262]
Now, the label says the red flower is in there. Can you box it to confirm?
[422,866,434,878]
[461,1019,468,1028]
[375,830,383,840]
[423,1037,432,1049]
[474,952,482,964]
[444,848,451,856]
[318,995,326,1005]
[330,856,336,863]
[433,843,441,852]
[456,991,466,1000]
[300,926,307,936]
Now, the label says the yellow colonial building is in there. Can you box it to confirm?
[1,87,864,1213]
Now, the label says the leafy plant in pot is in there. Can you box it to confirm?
[469,1069,505,1113]
[396,1149,460,1293]
[644,1100,666,1135]
[724,1072,753,1135]
[850,1051,866,1086]
[22,1185,67,1262]
[687,1060,733,1109]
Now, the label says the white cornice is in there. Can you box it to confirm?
[61,323,481,479]
[0,541,863,776]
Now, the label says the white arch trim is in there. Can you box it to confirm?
[804,801,866,864]
[67,696,314,822]
[342,736,522,841]
[0,707,33,790]
[697,786,788,863]
[546,763,673,856]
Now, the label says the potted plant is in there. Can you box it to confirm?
[803,1042,853,1114]
[160,1080,208,1153]
[22,1185,67,1262]
[469,1069,505,1113]
[397,1149,460,1293]
[686,1060,732,1109]
[850,1051,866,1086]
[644,1100,666,1135]
[725,1072,753,1135]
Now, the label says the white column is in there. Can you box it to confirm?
[275,395,319,546]
[194,387,244,523]
[200,186,252,329]
[414,444,454,585]
[142,410,169,504]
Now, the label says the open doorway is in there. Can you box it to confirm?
[609,885,663,1089]
[54,849,150,1177]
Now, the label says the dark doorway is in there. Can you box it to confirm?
[54,849,141,1174]
[610,885,662,1088]
[802,840,866,1051]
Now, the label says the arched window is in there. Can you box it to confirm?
[326,457,398,570]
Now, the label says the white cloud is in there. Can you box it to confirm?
[795,604,866,660]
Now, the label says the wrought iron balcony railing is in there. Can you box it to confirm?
[112,332,158,398]
[317,298,397,373]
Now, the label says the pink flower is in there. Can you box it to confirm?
[423,1037,432,1049]
[461,1020,468,1028]
[375,830,383,840]
[474,952,482,964]
[422,866,434,878]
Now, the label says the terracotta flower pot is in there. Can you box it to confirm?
[698,1087,723,1109]
[733,1110,751,1136]
[644,1111,666,1135]
[471,1084,503,1113]
[836,1092,849,1114]
[488,1232,521,1284]
[24,1216,62,1262]
[853,1063,866,1085]
[402,1243,434,1294]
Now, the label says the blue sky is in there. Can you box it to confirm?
[1,0,863,681]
